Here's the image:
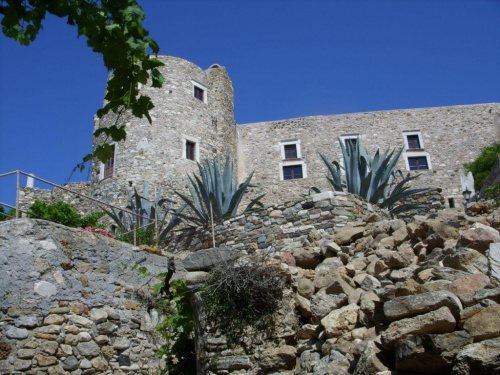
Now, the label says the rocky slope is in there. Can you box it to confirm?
[187,198,500,375]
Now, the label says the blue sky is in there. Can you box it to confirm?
[1,0,499,207]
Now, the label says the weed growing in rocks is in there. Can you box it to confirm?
[202,258,286,346]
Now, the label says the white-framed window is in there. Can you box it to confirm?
[403,151,432,171]
[279,160,307,181]
[182,135,200,162]
[191,80,207,104]
[339,134,361,155]
[279,139,302,160]
[403,130,424,150]
[99,144,116,180]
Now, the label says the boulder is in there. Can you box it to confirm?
[452,337,500,375]
[457,228,500,254]
[321,303,359,338]
[211,355,252,371]
[443,248,489,274]
[447,273,491,296]
[310,289,348,322]
[488,242,500,284]
[292,248,322,269]
[353,341,390,375]
[313,349,350,375]
[260,345,297,371]
[183,246,241,271]
[297,277,315,298]
[295,293,312,319]
[463,305,500,341]
[384,290,463,321]
[381,306,457,349]
[395,331,473,374]
[334,226,365,246]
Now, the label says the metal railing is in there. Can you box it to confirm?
[0,170,162,245]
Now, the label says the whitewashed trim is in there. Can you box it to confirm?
[402,130,425,150]
[191,80,208,104]
[403,151,432,170]
[279,160,307,181]
[278,139,302,160]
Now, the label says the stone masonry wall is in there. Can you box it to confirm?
[239,103,500,206]
[18,182,97,215]
[0,219,169,374]
[165,191,377,256]
[90,56,237,210]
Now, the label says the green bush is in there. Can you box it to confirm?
[464,143,500,191]
[27,200,105,228]
[154,278,196,375]
[0,206,18,221]
[116,227,156,246]
[485,184,500,205]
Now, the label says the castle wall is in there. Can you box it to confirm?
[90,57,237,208]
[239,103,500,205]
[0,219,168,374]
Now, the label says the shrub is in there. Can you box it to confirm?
[103,182,184,246]
[485,184,500,205]
[319,137,428,215]
[202,258,285,344]
[464,143,500,191]
[176,154,265,224]
[154,278,196,375]
[0,206,17,221]
[27,200,105,228]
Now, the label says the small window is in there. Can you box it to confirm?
[284,144,298,159]
[408,156,429,170]
[192,81,207,104]
[182,135,199,162]
[279,140,302,160]
[403,131,424,150]
[186,141,196,161]
[283,165,303,180]
[104,145,115,178]
[340,135,360,156]
[345,138,357,149]
[194,86,204,102]
[407,135,421,149]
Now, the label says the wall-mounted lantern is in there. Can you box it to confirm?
[462,187,472,205]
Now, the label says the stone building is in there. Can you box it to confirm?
[90,56,500,208]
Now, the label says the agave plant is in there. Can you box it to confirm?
[102,182,185,243]
[176,155,265,224]
[319,137,428,214]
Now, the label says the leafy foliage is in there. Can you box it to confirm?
[0,206,21,221]
[27,200,105,228]
[485,184,500,205]
[176,155,265,224]
[464,143,500,191]
[0,0,164,164]
[103,182,185,245]
[154,278,196,375]
[319,137,428,214]
[202,258,285,345]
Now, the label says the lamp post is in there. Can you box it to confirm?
[462,187,472,206]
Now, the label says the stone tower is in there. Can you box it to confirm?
[90,56,237,203]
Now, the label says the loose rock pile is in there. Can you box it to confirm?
[190,196,500,375]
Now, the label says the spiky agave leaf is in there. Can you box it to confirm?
[320,138,429,215]
[176,154,265,224]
